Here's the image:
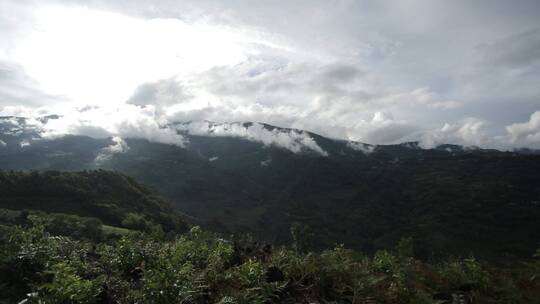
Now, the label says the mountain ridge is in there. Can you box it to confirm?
[2,115,539,154]
[1,115,540,260]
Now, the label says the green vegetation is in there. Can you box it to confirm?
[0,170,188,234]
[1,218,539,303]
[0,169,539,303]
[2,118,540,261]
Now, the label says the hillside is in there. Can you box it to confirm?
[0,169,538,303]
[2,208,540,303]
[1,117,540,260]
[0,170,187,233]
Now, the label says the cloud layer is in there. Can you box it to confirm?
[40,105,186,147]
[0,0,539,150]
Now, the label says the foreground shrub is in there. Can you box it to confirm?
[1,223,538,303]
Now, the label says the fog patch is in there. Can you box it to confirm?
[19,140,30,148]
[95,136,130,164]
[39,105,186,147]
[347,141,375,154]
[177,121,328,156]
[260,157,272,166]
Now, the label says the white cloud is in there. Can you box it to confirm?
[106,136,130,154]
[3,2,283,107]
[95,136,129,164]
[160,62,453,145]
[0,60,63,108]
[126,78,193,108]
[1,1,540,150]
[347,142,376,154]
[176,121,328,156]
[420,118,491,149]
[416,111,540,150]
[505,111,540,148]
[343,112,418,145]
[40,104,186,146]
[0,139,6,147]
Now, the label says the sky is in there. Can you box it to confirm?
[1,0,540,149]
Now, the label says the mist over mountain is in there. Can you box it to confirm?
[2,115,539,260]
[2,1,540,302]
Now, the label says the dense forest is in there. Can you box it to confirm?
[1,170,540,303]
[2,117,540,260]
[0,170,187,234]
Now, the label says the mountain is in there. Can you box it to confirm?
[0,170,538,303]
[0,170,187,233]
[1,116,540,260]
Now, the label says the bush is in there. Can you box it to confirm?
[121,213,148,231]
[39,262,104,303]
[0,222,537,303]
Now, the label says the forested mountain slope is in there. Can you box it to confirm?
[1,117,540,260]
[0,170,187,233]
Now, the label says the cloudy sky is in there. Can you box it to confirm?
[1,0,540,149]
